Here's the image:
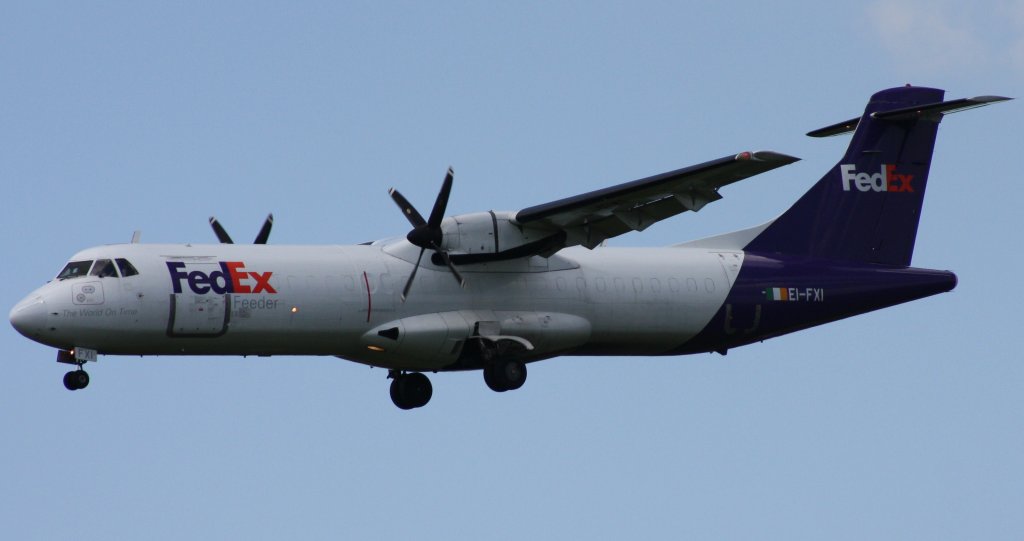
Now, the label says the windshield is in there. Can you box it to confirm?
[89,259,118,278]
[116,258,139,277]
[56,260,93,280]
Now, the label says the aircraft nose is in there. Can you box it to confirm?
[10,295,48,339]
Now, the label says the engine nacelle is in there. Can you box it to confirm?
[440,211,564,262]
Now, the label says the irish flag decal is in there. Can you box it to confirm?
[765,287,825,302]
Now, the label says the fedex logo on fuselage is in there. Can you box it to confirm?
[840,164,914,193]
[167,261,277,295]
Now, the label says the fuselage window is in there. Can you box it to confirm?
[90,259,119,278]
[56,260,93,280]
[116,258,139,277]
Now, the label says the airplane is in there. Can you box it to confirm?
[9,85,1009,410]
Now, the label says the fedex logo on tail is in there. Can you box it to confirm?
[840,164,914,193]
[167,261,276,295]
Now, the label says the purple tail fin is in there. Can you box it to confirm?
[745,86,970,266]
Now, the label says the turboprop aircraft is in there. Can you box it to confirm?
[10,86,1008,409]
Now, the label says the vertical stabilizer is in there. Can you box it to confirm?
[745,86,1006,266]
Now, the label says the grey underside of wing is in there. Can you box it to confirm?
[514,151,799,251]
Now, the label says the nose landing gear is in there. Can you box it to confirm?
[63,369,90,391]
[57,348,94,391]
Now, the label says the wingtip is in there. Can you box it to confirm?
[749,150,801,164]
[971,95,1013,103]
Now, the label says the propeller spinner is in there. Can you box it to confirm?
[389,167,466,301]
[209,213,274,244]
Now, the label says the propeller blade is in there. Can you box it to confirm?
[432,242,466,288]
[254,213,274,244]
[400,247,426,302]
[209,216,234,244]
[391,167,462,300]
[388,188,427,228]
[427,167,454,229]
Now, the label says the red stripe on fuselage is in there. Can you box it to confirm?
[363,271,372,322]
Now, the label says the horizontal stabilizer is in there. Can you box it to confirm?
[806,116,861,138]
[807,94,1011,137]
[872,95,1011,120]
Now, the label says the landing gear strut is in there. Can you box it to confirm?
[389,371,432,410]
[483,359,527,392]
[57,349,92,391]
[63,369,90,391]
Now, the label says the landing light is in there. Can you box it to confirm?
[367,345,385,352]
[290,306,298,313]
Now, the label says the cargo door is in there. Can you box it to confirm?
[168,294,230,337]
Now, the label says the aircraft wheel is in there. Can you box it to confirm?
[483,365,506,392]
[484,360,526,392]
[390,372,432,409]
[500,360,526,391]
[390,377,414,409]
[63,370,89,391]
[404,372,432,408]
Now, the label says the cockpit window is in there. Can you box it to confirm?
[57,260,93,280]
[89,259,118,278]
[116,258,139,277]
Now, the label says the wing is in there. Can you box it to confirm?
[514,151,799,251]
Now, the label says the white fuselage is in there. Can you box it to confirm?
[13,240,738,370]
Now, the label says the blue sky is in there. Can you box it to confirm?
[2,1,1021,539]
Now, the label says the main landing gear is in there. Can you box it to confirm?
[483,359,527,392]
[387,360,528,410]
[63,369,90,391]
[389,371,433,410]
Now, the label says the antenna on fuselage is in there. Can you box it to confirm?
[130,231,141,243]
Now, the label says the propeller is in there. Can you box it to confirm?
[389,167,465,301]
[209,213,274,244]
[253,214,274,244]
